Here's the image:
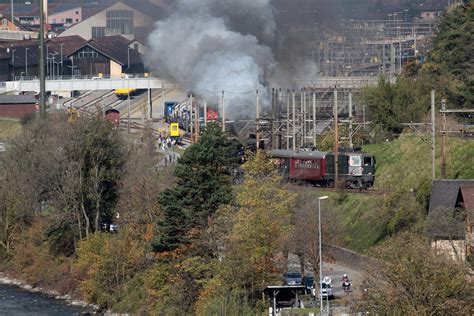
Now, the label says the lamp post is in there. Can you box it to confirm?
[11,49,15,80]
[318,195,329,315]
[11,0,14,27]
[49,52,58,79]
[25,48,29,77]
[60,43,64,77]
[46,44,49,76]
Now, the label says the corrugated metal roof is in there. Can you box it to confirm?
[270,149,328,159]
[0,95,36,104]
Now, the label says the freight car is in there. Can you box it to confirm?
[270,149,375,189]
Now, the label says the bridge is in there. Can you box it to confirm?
[0,75,379,94]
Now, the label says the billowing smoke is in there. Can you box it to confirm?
[145,0,278,118]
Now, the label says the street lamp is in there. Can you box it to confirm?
[11,49,15,80]
[46,44,49,76]
[49,52,58,79]
[318,195,329,315]
[60,43,64,77]
[25,47,29,77]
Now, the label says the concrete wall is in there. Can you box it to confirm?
[110,60,122,78]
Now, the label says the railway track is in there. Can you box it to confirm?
[288,183,392,196]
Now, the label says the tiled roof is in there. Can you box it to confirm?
[0,36,87,67]
[50,4,81,15]
[460,186,474,211]
[85,35,143,66]
[427,180,474,240]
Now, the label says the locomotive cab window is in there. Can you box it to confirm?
[363,157,373,166]
[349,156,362,167]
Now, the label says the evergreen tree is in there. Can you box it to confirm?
[153,123,240,252]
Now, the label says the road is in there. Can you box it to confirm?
[287,254,362,314]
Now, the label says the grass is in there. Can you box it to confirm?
[364,135,474,191]
[314,135,474,252]
[0,119,21,140]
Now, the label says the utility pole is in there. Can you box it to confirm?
[203,100,207,128]
[313,91,317,148]
[195,98,199,141]
[286,89,290,150]
[441,98,447,178]
[39,0,46,114]
[292,90,296,151]
[302,90,306,147]
[190,94,194,143]
[271,88,275,149]
[25,48,29,77]
[431,90,436,180]
[256,89,260,152]
[334,88,339,188]
[221,90,225,132]
[348,90,353,149]
[127,90,131,133]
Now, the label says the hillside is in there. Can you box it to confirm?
[332,134,474,252]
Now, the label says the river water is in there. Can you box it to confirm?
[0,283,94,315]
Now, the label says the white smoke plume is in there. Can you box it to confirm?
[145,0,277,118]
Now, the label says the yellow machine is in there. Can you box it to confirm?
[67,107,79,123]
[170,122,180,137]
[114,88,136,99]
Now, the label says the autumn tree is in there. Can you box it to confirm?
[197,152,296,311]
[116,130,171,241]
[351,233,473,315]
[289,190,344,279]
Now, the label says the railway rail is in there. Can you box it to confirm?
[288,183,392,196]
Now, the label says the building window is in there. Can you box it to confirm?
[92,27,106,38]
[75,11,79,15]
[106,10,133,35]
[76,19,79,22]
[134,26,148,38]
[77,47,99,59]
[65,18,73,24]
[2,19,7,26]
[134,43,139,51]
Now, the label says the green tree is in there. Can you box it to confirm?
[362,76,431,135]
[153,123,239,252]
[428,1,473,107]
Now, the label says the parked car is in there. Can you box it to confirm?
[282,272,302,286]
[312,282,334,299]
[301,275,315,294]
